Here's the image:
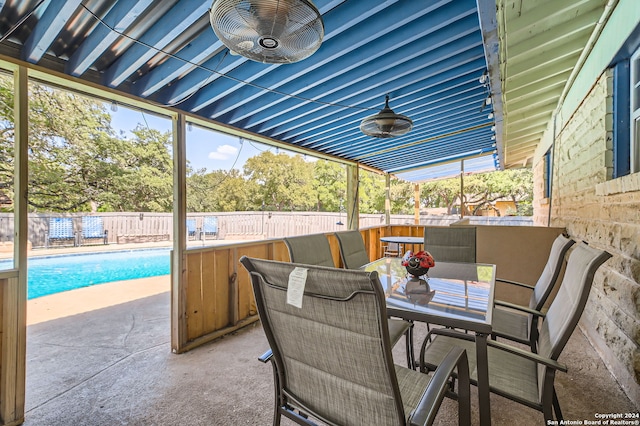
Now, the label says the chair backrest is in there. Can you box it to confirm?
[528,234,575,311]
[49,217,74,238]
[284,234,334,267]
[384,242,400,257]
[240,256,406,425]
[536,243,611,396]
[424,227,476,263]
[186,219,196,235]
[81,216,104,238]
[335,230,370,269]
[202,216,218,234]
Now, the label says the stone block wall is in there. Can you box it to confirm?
[533,70,640,405]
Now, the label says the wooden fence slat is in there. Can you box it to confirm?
[213,250,230,330]
[185,252,204,341]
[234,245,270,320]
[200,251,217,335]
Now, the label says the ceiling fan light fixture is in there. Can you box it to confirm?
[209,0,324,64]
[360,95,413,138]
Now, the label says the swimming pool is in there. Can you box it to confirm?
[0,249,170,300]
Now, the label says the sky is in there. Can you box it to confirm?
[108,103,292,173]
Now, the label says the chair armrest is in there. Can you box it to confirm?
[425,327,476,343]
[258,349,273,363]
[494,300,546,317]
[487,340,567,372]
[419,328,475,373]
[495,278,535,291]
[409,347,471,426]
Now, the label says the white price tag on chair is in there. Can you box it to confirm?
[287,267,308,308]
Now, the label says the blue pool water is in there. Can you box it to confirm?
[0,249,170,300]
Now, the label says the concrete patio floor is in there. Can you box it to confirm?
[25,276,637,426]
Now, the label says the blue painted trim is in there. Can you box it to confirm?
[613,55,631,178]
[544,149,552,198]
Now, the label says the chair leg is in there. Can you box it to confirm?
[530,321,540,353]
[552,388,563,421]
[266,359,281,426]
[456,352,471,426]
[405,320,415,369]
[415,323,433,369]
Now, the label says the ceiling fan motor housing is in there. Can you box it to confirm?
[210,0,324,64]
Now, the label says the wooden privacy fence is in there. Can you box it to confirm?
[0,213,174,248]
[0,212,533,249]
[176,224,560,353]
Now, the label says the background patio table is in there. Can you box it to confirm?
[379,235,424,255]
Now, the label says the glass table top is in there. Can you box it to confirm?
[363,257,496,330]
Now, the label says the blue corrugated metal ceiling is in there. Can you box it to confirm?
[0,0,499,182]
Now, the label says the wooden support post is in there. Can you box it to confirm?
[460,160,465,218]
[414,183,420,225]
[346,164,359,230]
[384,174,391,226]
[171,114,188,353]
[1,66,28,426]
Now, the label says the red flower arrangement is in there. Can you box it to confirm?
[401,251,435,269]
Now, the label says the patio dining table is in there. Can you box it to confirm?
[379,235,424,255]
[363,257,496,426]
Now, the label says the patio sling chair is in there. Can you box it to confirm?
[335,230,415,367]
[491,234,575,352]
[240,256,472,426]
[423,227,476,263]
[47,217,76,247]
[284,234,335,267]
[418,242,612,422]
[202,216,218,239]
[186,218,198,240]
[284,233,411,360]
[422,226,477,338]
[335,230,371,269]
[384,242,401,257]
[80,216,108,246]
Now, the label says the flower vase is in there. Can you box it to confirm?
[405,274,435,305]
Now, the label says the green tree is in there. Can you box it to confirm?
[358,169,386,213]
[481,168,533,215]
[312,160,345,211]
[243,151,316,211]
[389,178,414,214]
[0,78,177,213]
[187,168,251,212]
[109,125,173,212]
[419,169,533,215]
[421,178,463,214]
[24,82,120,211]
[0,76,15,210]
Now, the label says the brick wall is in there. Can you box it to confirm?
[533,70,640,404]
